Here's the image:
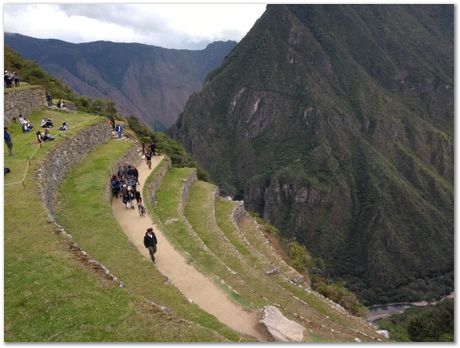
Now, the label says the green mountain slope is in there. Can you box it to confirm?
[171,4,453,304]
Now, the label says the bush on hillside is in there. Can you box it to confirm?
[311,275,368,317]
[288,241,313,271]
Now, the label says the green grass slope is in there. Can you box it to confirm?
[54,141,241,342]
[5,111,167,341]
[145,167,383,342]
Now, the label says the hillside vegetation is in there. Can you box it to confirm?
[171,4,454,304]
[378,299,454,342]
[5,46,118,118]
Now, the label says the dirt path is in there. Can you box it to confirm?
[112,155,268,341]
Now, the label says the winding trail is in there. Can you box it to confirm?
[112,155,267,341]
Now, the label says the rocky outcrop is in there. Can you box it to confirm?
[146,157,172,204]
[259,306,305,342]
[4,85,46,124]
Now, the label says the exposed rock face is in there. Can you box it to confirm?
[4,85,46,124]
[5,33,237,130]
[172,5,454,304]
[259,305,305,342]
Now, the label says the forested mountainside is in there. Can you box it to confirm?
[171,4,454,304]
[5,33,236,130]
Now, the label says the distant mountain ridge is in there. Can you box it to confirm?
[171,5,454,304]
[5,33,236,130]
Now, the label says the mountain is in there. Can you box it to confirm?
[171,4,454,304]
[4,33,236,130]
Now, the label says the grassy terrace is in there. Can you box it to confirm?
[217,198,382,340]
[3,82,40,93]
[146,167,254,309]
[185,181,375,341]
[147,167,380,342]
[4,110,153,341]
[54,140,240,341]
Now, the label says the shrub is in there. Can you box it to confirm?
[311,275,368,317]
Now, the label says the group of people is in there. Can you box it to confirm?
[45,93,68,110]
[15,113,69,143]
[111,163,145,214]
[4,70,19,88]
[110,162,159,263]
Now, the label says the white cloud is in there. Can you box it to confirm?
[3,3,266,49]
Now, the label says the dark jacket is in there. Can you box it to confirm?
[144,232,157,248]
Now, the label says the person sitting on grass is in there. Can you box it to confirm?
[19,114,33,132]
[43,128,55,141]
[40,117,54,128]
[59,122,68,131]
[37,129,55,143]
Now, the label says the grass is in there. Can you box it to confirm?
[4,82,40,93]
[55,140,241,341]
[172,179,381,341]
[145,167,251,308]
[5,111,214,341]
[221,199,387,340]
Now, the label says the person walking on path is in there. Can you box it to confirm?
[143,227,158,263]
[115,124,123,139]
[4,127,13,156]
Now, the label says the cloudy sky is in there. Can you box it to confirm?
[3,3,267,49]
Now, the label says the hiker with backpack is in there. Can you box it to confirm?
[143,227,158,262]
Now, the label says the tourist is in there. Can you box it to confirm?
[111,175,121,198]
[149,141,157,156]
[59,122,68,131]
[13,72,20,87]
[143,227,158,263]
[41,117,54,128]
[46,93,53,106]
[145,151,152,169]
[19,114,33,132]
[4,127,13,156]
[36,131,44,144]
[115,124,123,139]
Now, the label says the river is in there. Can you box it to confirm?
[366,292,454,324]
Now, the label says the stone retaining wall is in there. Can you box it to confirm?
[36,121,122,288]
[232,201,247,225]
[4,86,46,124]
[179,168,197,214]
[146,157,172,204]
[37,122,112,217]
